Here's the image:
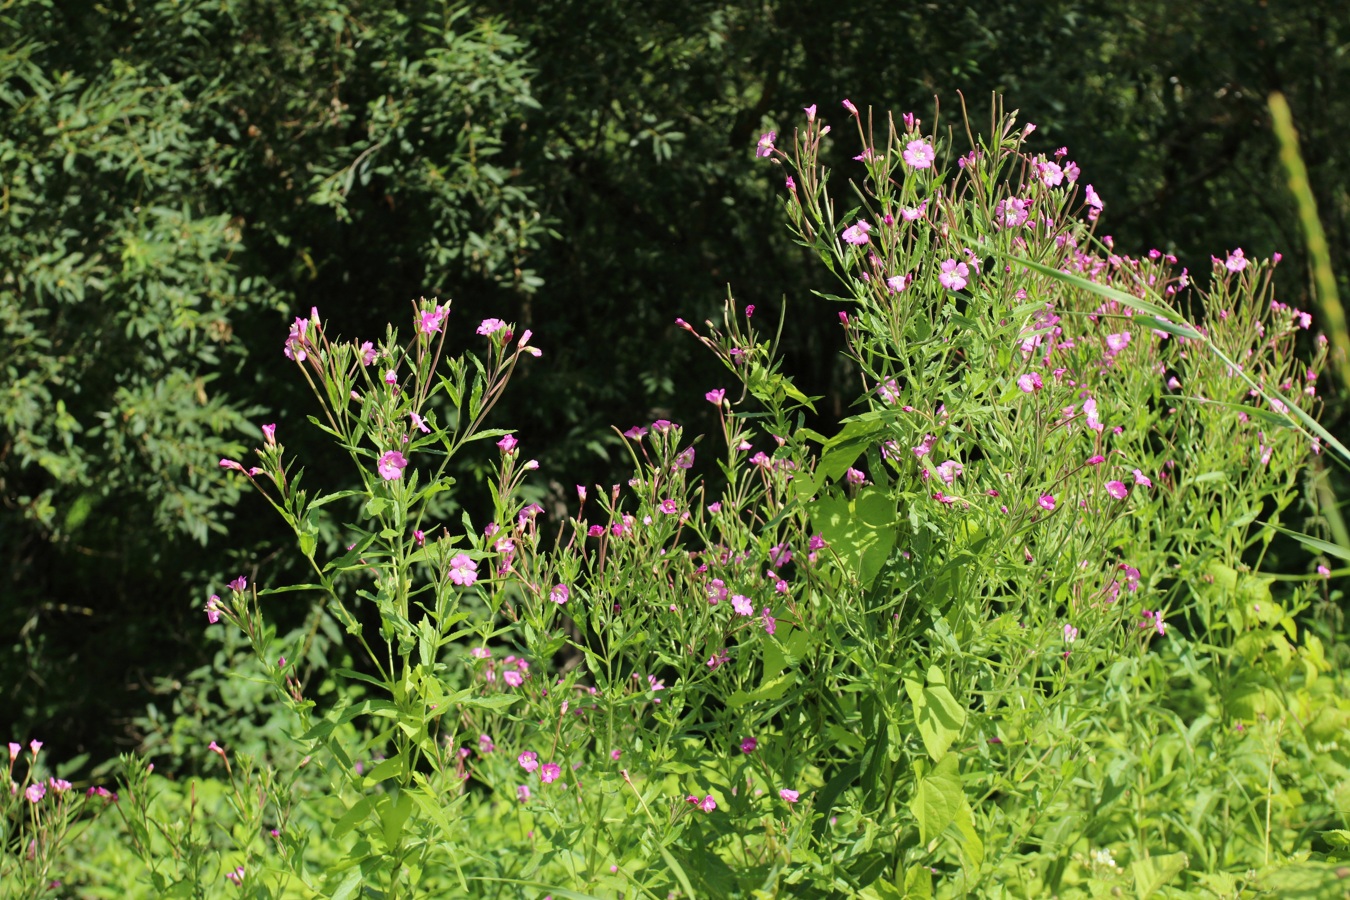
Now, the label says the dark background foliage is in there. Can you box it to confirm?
[3,0,1346,772]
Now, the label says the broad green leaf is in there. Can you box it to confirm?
[1130,852,1188,898]
[332,796,372,840]
[910,753,963,844]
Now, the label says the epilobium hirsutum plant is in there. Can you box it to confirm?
[116,100,1343,898]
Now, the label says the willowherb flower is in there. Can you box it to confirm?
[698,794,717,812]
[845,467,867,486]
[418,301,449,335]
[283,317,310,362]
[410,412,430,434]
[779,788,800,803]
[205,594,222,624]
[477,318,508,337]
[540,763,561,784]
[707,650,729,669]
[1318,565,1332,579]
[1038,160,1064,186]
[449,554,478,587]
[261,423,276,445]
[762,607,776,634]
[517,751,539,773]
[705,388,725,406]
[903,139,935,169]
[886,274,909,293]
[1085,184,1103,220]
[1038,493,1057,511]
[740,737,757,753]
[358,341,377,365]
[842,98,857,115]
[1132,469,1152,487]
[25,783,45,803]
[1105,480,1129,500]
[8,742,19,761]
[877,379,901,404]
[1225,248,1248,273]
[550,584,569,605]
[228,576,247,593]
[225,867,245,887]
[497,433,518,454]
[936,460,964,485]
[377,450,408,481]
[804,103,816,121]
[938,258,969,291]
[732,594,754,616]
[1105,332,1132,354]
[1017,372,1043,393]
[841,220,872,245]
[912,434,936,459]
[1063,623,1079,643]
[755,131,776,158]
[1001,197,1029,228]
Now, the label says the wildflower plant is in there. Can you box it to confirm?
[112,100,1346,897]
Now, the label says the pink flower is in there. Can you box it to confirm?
[785,176,796,191]
[540,763,561,784]
[1001,197,1029,228]
[283,317,309,362]
[410,412,430,434]
[1038,160,1064,186]
[8,743,19,761]
[659,498,679,515]
[516,784,531,802]
[1318,565,1331,579]
[550,584,569,605]
[845,467,866,486]
[841,220,872,245]
[518,751,539,773]
[1132,469,1152,487]
[1063,623,1078,643]
[205,594,222,624]
[471,647,491,659]
[1082,397,1103,433]
[761,607,776,634]
[1105,332,1131,353]
[740,737,758,753]
[219,458,245,472]
[448,554,478,586]
[377,450,408,480]
[413,529,425,546]
[261,423,276,445]
[886,274,909,293]
[878,379,901,404]
[842,98,858,115]
[1086,454,1105,466]
[756,131,776,158]
[25,783,45,803]
[903,139,935,169]
[705,388,725,405]
[779,788,800,803]
[804,104,817,121]
[383,368,398,386]
[477,318,508,337]
[900,200,927,221]
[938,258,969,291]
[1084,184,1103,220]
[418,302,449,335]
[359,341,377,365]
[707,650,729,669]
[935,460,964,485]
[1104,480,1128,501]
[228,576,247,593]
[1225,248,1248,273]
[1038,493,1056,511]
[732,594,754,616]
[1017,372,1043,393]
[912,434,936,459]
[698,794,717,812]
[225,866,245,887]
[497,434,518,454]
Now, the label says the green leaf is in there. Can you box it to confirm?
[909,753,963,844]
[1259,520,1350,562]
[332,796,372,840]
[329,868,364,900]
[725,672,796,708]
[903,669,966,762]
[809,486,898,588]
[1130,852,1189,898]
